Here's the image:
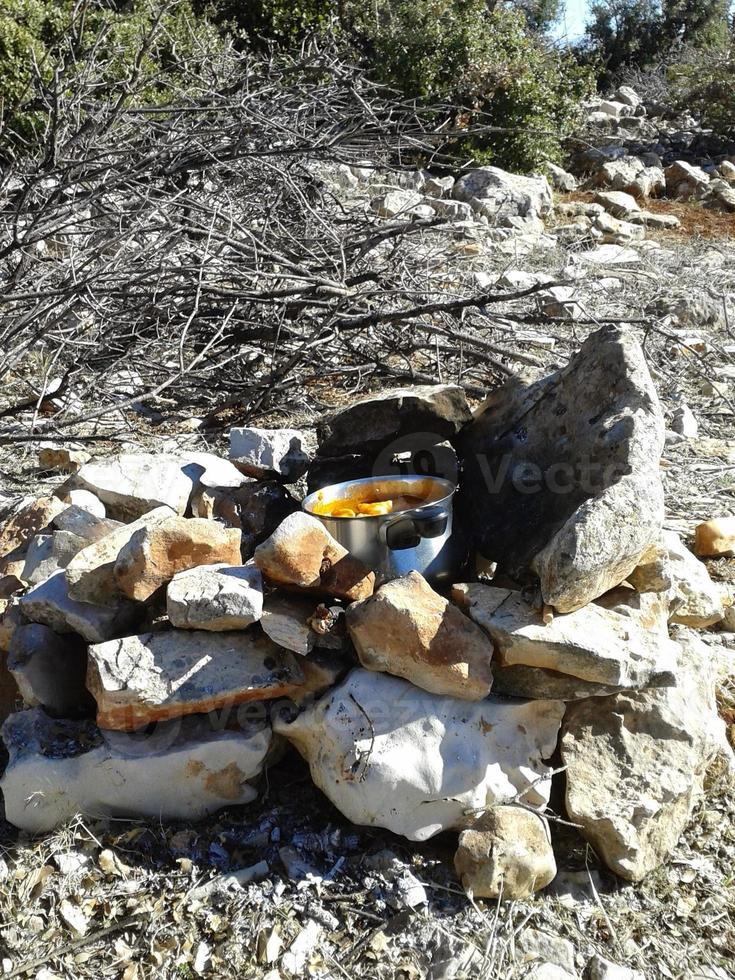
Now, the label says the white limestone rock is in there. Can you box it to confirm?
[229,427,310,481]
[52,505,120,541]
[561,633,733,880]
[671,403,698,438]
[518,929,577,975]
[664,530,727,627]
[58,489,106,518]
[537,286,583,320]
[547,163,577,192]
[453,167,553,223]
[453,584,677,689]
[586,954,645,980]
[273,668,564,841]
[665,161,710,195]
[573,244,641,266]
[182,450,252,491]
[594,190,641,218]
[370,190,423,218]
[1,707,272,833]
[429,198,475,221]
[19,570,143,643]
[260,592,318,656]
[87,629,304,731]
[75,453,196,520]
[615,85,642,109]
[166,563,263,631]
[598,100,629,118]
[21,531,87,586]
[592,212,645,244]
[423,174,455,198]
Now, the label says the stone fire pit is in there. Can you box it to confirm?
[0,325,732,902]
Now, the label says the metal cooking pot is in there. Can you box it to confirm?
[302,475,461,587]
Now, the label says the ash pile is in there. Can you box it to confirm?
[0,324,733,907]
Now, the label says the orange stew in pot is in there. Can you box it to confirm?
[311,493,427,519]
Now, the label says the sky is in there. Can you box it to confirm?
[553,0,590,40]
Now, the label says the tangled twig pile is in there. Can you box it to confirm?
[0,37,557,444]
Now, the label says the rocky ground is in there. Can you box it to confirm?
[0,85,735,980]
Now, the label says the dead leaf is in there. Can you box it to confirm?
[59,899,89,937]
[99,849,131,878]
[24,864,54,901]
[257,927,282,965]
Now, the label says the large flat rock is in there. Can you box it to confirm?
[87,630,305,731]
[453,583,677,690]
[273,668,564,841]
[561,633,732,880]
[1,707,272,833]
[73,451,249,524]
[458,326,665,612]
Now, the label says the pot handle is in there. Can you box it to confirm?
[379,506,449,551]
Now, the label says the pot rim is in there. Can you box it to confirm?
[302,474,456,521]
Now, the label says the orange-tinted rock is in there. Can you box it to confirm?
[38,446,90,474]
[254,512,374,602]
[114,517,243,602]
[454,806,556,900]
[694,517,735,558]
[65,506,175,604]
[87,630,304,731]
[0,497,67,560]
[347,571,494,699]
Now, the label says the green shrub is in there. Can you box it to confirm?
[0,0,224,148]
[342,1,594,171]
[0,0,593,173]
[198,0,593,170]
[668,41,735,134]
[194,0,334,46]
[0,1,65,139]
[580,0,731,86]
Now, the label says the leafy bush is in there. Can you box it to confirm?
[0,0,592,172]
[341,1,594,171]
[668,41,735,133]
[0,0,224,148]
[580,0,731,86]
[194,0,334,46]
